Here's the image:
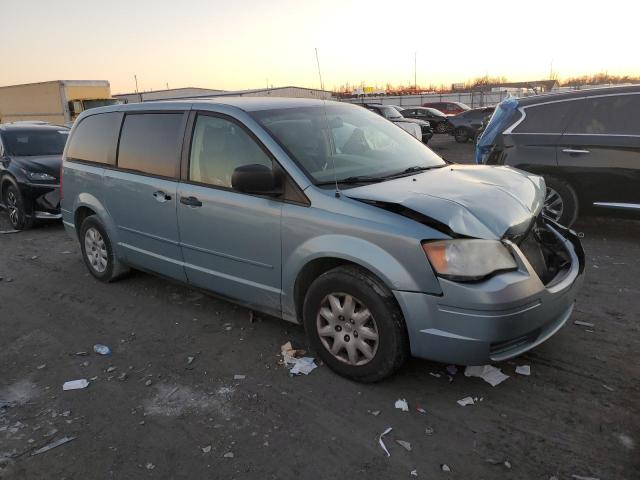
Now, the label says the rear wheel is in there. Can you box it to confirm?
[454,128,469,143]
[543,176,579,227]
[436,122,448,134]
[303,265,409,382]
[3,183,33,230]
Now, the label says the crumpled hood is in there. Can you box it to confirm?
[13,155,62,177]
[346,164,545,239]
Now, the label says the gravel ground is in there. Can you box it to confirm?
[0,136,638,479]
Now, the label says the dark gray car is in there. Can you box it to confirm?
[61,98,584,382]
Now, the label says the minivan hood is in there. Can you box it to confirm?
[346,165,545,239]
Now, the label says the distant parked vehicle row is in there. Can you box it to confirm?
[476,85,640,226]
[448,106,494,143]
[422,101,470,116]
[398,107,452,134]
[362,104,433,143]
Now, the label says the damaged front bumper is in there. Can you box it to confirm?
[23,183,61,220]
[394,221,585,365]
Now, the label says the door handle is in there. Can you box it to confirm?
[180,196,202,207]
[562,148,590,154]
[153,191,172,202]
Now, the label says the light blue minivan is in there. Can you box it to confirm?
[61,98,584,381]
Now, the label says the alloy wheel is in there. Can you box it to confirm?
[316,293,379,366]
[436,122,447,133]
[543,187,564,221]
[6,190,19,227]
[84,227,108,273]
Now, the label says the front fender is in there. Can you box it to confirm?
[282,234,440,320]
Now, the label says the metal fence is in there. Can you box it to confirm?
[338,90,512,108]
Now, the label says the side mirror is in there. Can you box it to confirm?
[231,164,283,196]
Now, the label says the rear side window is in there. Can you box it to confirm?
[565,94,640,135]
[117,113,183,178]
[66,112,121,164]
[514,101,574,134]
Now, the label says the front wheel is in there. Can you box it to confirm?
[454,128,469,143]
[436,122,448,134]
[79,215,129,282]
[3,183,33,230]
[303,265,409,382]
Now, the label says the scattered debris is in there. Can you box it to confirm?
[446,365,458,375]
[394,399,409,412]
[464,365,509,387]
[146,463,155,470]
[410,470,418,477]
[93,344,112,355]
[62,379,89,391]
[31,436,76,456]
[396,440,412,451]
[280,342,317,375]
[574,321,595,328]
[378,427,393,457]
[602,384,614,392]
[616,433,634,450]
[515,365,531,376]
[441,464,451,472]
[36,364,46,370]
[504,460,512,469]
[416,407,427,414]
[31,255,38,260]
[202,445,211,453]
[370,410,381,416]
[248,310,254,323]
[145,379,153,387]
[187,356,195,365]
[429,372,441,378]
[0,230,20,234]
[233,375,246,380]
[118,372,128,381]
[75,351,88,356]
[223,452,234,458]
[106,366,116,373]
[457,396,475,407]
[425,426,434,435]
[571,475,600,480]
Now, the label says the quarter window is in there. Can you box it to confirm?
[67,112,121,164]
[565,94,640,135]
[117,113,183,177]
[189,115,272,189]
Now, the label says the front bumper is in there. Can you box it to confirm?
[22,183,61,219]
[395,225,585,365]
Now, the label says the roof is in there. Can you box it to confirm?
[0,80,109,89]
[517,84,640,106]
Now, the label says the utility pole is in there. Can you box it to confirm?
[134,75,139,93]
[414,52,417,91]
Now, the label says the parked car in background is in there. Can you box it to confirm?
[476,86,640,226]
[0,122,68,229]
[448,107,495,143]
[400,106,452,133]
[363,103,433,143]
[61,98,584,382]
[422,101,470,116]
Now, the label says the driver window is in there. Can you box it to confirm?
[190,115,272,189]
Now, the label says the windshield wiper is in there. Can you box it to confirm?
[385,164,446,178]
[315,175,385,186]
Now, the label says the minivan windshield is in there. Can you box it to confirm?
[251,103,445,186]
[2,129,69,156]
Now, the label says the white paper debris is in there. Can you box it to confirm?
[602,384,614,392]
[429,372,441,378]
[515,365,531,376]
[62,379,89,390]
[202,445,211,453]
[289,357,317,375]
[396,440,412,451]
[441,464,451,472]
[394,399,409,412]
[410,470,418,477]
[31,436,76,455]
[464,365,509,386]
[370,410,381,416]
[574,320,595,327]
[233,375,246,380]
[378,427,393,456]
[281,342,317,375]
[457,396,475,407]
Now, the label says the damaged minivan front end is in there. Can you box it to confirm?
[346,164,585,365]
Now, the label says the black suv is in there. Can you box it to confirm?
[448,107,495,143]
[476,86,640,226]
[362,104,433,143]
[0,122,68,229]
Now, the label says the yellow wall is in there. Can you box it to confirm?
[64,84,111,101]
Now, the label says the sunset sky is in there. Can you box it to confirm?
[2,0,637,93]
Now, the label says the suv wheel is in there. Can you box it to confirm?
[3,183,33,230]
[79,215,128,282]
[303,265,409,382]
[543,176,579,227]
[454,128,469,143]
[436,122,448,134]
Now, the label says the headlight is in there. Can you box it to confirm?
[422,239,517,281]
[21,169,56,181]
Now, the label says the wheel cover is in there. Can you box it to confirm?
[6,190,19,227]
[84,227,108,273]
[316,293,379,366]
[543,187,564,221]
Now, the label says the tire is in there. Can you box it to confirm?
[79,215,129,282]
[302,265,409,382]
[435,122,447,134]
[454,128,469,143]
[2,182,33,230]
[542,176,579,227]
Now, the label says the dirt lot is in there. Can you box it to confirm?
[1,136,638,479]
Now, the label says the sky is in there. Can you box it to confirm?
[2,0,638,94]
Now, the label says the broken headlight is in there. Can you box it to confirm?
[422,239,517,282]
